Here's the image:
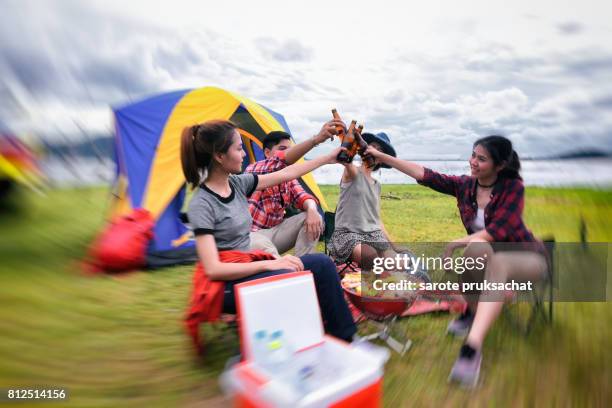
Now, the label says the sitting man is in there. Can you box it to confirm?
[247,120,344,257]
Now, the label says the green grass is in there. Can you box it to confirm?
[0,185,610,407]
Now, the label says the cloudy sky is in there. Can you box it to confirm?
[1,0,611,158]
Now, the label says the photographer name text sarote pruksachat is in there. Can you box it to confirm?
[371,279,533,293]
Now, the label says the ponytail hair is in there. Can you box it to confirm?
[180,120,238,188]
[473,135,522,180]
[502,150,521,179]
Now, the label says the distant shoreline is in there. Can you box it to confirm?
[395,155,612,161]
[41,156,612,188]
[52,183,612,191]
[40,135,612,162]
[316,183,612,189]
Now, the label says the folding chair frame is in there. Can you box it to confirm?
[503,239,555,335]
[322,211,359,277]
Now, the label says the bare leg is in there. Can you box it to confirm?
[449,249,547,387]
[351,243,362,265]
[460,239,494,314]
[351,243,381,271]
[466,251,547,349]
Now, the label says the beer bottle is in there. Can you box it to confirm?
[331,109,345,140]
[355,125,375,167]
[337,120,357,162]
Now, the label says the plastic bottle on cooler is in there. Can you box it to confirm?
[251,330,268,363]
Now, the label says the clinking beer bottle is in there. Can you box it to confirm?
[354,125,375,168]
[331,109,345,140]
[337,120,357,162]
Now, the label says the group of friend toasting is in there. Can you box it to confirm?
[182,107,548,388]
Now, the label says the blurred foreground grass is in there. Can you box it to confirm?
[0,185,610,407]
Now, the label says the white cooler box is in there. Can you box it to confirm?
[220,271,386,408]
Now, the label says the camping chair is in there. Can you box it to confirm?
[503,237,555,335]
[322,211,359,277]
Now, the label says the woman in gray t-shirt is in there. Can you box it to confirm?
[181,119,356,342]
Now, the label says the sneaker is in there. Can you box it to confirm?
[448,344,482,388]
[447,311,474,337]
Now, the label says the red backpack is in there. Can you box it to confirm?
[88,208,154,273]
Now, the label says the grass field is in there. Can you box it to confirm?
[0,185,610,407]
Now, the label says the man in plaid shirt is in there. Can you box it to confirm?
[246,120,345,257]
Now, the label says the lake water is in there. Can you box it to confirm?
[42,157,612,188]
[313,158,612,188]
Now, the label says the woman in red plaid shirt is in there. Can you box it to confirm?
[365,135,548,388]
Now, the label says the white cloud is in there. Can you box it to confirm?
[557,21,585,35]
[255,38,314,62]
[459,88,529,124]
[1,0,611,156]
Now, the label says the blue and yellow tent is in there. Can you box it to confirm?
[111,86,328,267]
[0,134,43,193]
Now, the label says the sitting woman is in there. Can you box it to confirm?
[182,120,356,350]
[328,132,427,280]
[364,135,548,387]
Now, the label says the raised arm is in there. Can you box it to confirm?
[364,145,425,180]
[364,145,462,196]
[195,235,305,280]
[257,147,343,190]
[284,119,346,165]
[341,162,359,183]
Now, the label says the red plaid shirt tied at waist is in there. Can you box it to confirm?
[418,167,545,253]
[246,151,318,231]
[185,250,275,355]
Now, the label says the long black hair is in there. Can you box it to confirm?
[473,135,521,180]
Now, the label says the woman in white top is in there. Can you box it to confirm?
[365,135,548,388]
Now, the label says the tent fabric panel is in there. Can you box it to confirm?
[0,154,29,184]
[230,106,268,142]
[297,174,328,211]
[145,246,198,269]
[150,186,193,251]
[112,117,125,179]
[228,91,287,136]
[231,108,267,167]
[110,85,330,269]
[142,87,241,218]
[239,139,265,169]
[113,89,189,208]
[109,118,132,218]
[250,139,266,161]
[231,104,329,210]
[108,174,132,218]
[261,104,292,134]
[296,170,329,211]
[241,138,255,170]
[230,103,293,167]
